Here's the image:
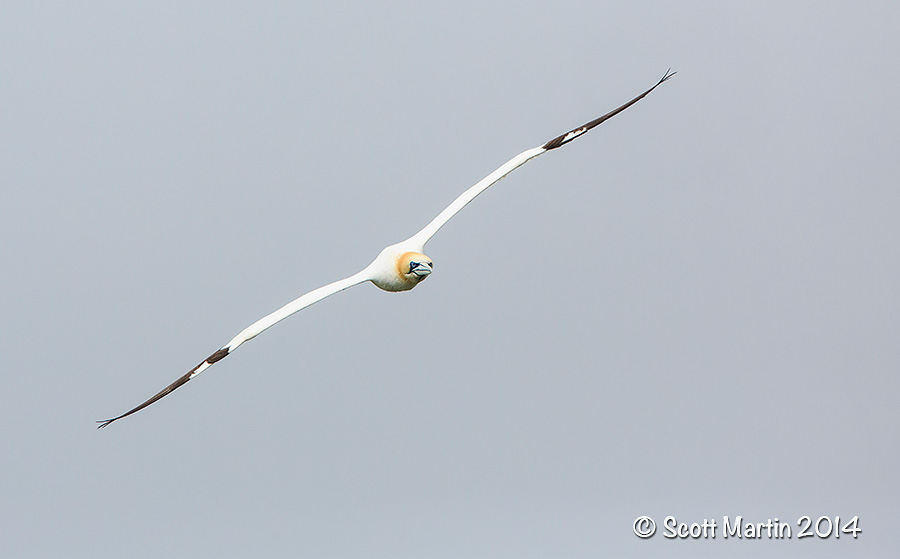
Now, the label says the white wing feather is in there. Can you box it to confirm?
[225,271,370,352]
[405,147,546,249]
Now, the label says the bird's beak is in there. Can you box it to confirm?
[411,262,433,278]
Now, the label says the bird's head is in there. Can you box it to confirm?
[398,252,433,284]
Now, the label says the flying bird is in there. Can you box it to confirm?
[98,69,676,428]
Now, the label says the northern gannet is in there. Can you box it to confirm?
[98,70,675,428]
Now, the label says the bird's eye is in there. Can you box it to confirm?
[427,262,433,268]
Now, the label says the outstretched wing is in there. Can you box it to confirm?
[97,271,370,428]
[406,69,676,248]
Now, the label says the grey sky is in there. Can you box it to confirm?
[2,2,898,557]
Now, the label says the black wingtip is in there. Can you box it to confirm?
[540,68,677,151]
[660,68,677,84]
[96,347,231,429]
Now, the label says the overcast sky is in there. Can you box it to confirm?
[2,2,898,558]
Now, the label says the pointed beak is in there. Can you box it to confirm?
[411,261,433,278]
